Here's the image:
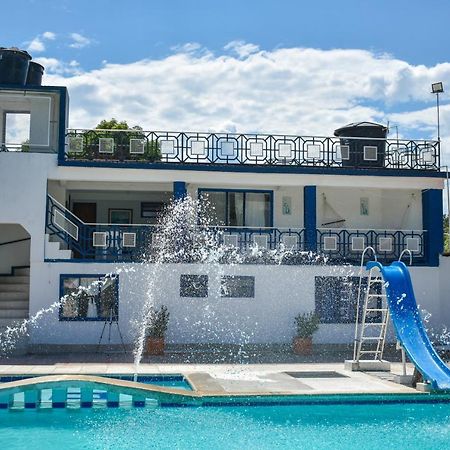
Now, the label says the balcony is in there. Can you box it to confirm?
[46,195,425,265]
[61,129,440,173]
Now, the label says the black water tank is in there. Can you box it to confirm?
[0,48,31,85]
[334,122,388,168]
[26,61,44,86]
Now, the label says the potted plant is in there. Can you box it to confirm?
[145,305,170,355]
[293,311,320,355]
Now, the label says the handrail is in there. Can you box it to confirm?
[398,248,413,266]
[353,246,378,361]
[0,237,30,247]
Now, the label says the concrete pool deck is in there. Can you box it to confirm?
[0,360,420,396]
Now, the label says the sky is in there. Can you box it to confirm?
[3,0,450,163]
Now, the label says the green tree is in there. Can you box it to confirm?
[73,118,161,162]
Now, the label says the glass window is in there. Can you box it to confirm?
[202,191,226,226]
[200,190,272,227]
[245,193,271,227]
[221,275,255,298]
[60,275,118,321]
[227,192,244,227]
[315,277,380,324]
[180,275,208,298]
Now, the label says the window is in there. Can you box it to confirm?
[109,209,132,224]
[141,202,165,223]
[4,113,30,151]
[315,276,380,324]
[60,275,119,321]
[200,189,272,227]
[180,275,208,298]
[221,275,255,298]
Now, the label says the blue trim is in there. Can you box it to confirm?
[422,189,444,267]
[58,273,119,321]
[57,159,447,178]
[58,88,69,164]
[173,181,187,200]
[304,186,317,252]
[198,188,274,227]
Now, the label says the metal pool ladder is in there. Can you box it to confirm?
[353,247,389,364]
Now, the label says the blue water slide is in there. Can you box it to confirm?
[366,260,450,391]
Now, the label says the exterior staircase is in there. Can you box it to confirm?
[0,266,30,321]
[45,233,72,259]
[0,266,30,354]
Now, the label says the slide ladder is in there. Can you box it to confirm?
[355,266,389,363]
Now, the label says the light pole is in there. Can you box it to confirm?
[431,82,444,142]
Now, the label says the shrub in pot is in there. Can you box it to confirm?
[145,305,170,355]
[293,312,320,355]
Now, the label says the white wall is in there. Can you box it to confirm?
[317,187,422,230]
[28,261,444,346]
[0,224,30,273]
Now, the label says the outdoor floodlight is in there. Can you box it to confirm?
[432,82,444,94]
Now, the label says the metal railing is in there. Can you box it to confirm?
[46,195,426,264]
[63,128,440,171]
[317,228,425,262]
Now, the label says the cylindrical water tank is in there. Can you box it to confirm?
[0,47,31,85]
[26,61,44,86]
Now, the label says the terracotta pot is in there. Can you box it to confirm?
[293,336,313,355]
[145,337,165,355]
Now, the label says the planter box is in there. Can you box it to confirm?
[145,337,165,355]
[293,337,312,355]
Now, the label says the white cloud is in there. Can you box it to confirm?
[27,38,45,53]
[42,31,56,40]
[224,40,259,58]
[25,31,57,53]
[69,33,92,49]
[41,42,450,161]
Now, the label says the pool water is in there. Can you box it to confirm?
[1,401,450,449]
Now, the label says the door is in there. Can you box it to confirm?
[72,202,97,258]
[73,202,97,223]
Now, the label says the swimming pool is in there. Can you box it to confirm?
[1,399,450,449]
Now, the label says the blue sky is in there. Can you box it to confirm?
[3,0,449,67]
[3,0,450,159]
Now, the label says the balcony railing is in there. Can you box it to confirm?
[317,228,425,262]
[46,195,425,264]
[63,129,440,171]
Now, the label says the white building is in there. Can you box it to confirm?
[0,79,448,351]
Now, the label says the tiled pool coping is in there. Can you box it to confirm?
[0,373,448,410]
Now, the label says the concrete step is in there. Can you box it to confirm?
[0,310,28,319]
[45,233,72,260]
[0,292,28,301]
[13,267,30,276]
[0,276,29,285]
[0,283,29,293]
[0,301,28,310]
[0,318,26,327]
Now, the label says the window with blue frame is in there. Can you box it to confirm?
[199,189,272,227]
[59,275,119,321]
[315,276,379,324]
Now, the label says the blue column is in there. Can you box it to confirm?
[173,181,187,201]
[304,186,317,252]
[422,189,443,267]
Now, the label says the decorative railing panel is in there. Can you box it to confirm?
[63,129,440,171]
[317,228,425,263]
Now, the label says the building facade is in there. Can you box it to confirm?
[0,83,448,350]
